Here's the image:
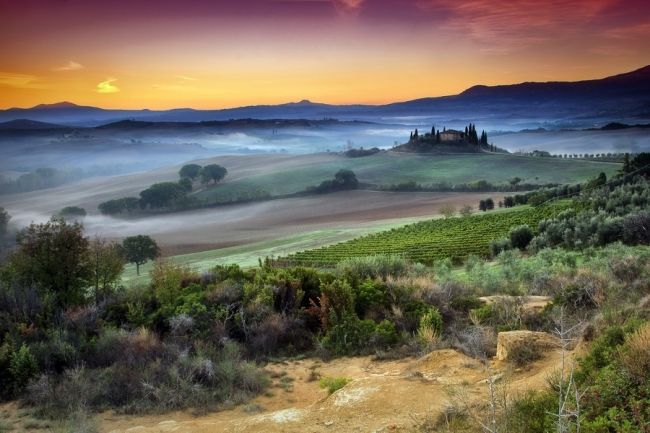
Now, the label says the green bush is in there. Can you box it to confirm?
[321,316,400,356]
[10,344,38,393]
[319,376,349,395]
[509,225,534,250]
[489,238,512,257]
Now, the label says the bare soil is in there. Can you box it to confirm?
[99,347,569,433]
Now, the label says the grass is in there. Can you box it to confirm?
[195,153,620,198]
[319,376,350,395]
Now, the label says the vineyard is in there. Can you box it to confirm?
[280,202,572,266]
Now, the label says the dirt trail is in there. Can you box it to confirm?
[100,347,567,433]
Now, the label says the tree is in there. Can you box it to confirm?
[58,206,86,219]
[627,152,650,177]
[139,182,187,209]
[200,164,228,184]
[178,177,193,192]
[0,207,9,238]
[479,200,487,212]
[509,225,534,249]
[88,237,125,303]
[179,163,202,181]
[503,196,516,208]
[509,177,522,186]
[10,218,90,308]
[334,169,358,189]
[485,198,495,210]
[121,235,160,276]
[98,197,140,215]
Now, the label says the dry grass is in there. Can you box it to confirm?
[619,322,650,382]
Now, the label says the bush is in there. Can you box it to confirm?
[489,238,512,257]
[337,255,408,280]
[509,225,534,250]
[9,344,38,393]
[617,322,650,383]
[507,342,542,367]
[417,307,443,345]
[319,376,349,394]
[321,316,399,356]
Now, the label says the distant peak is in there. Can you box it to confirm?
[292,99,315,105]
[32,101,79,109]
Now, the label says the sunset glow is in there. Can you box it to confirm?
[1,0,649,109]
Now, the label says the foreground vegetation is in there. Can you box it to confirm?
[0,155,647,431]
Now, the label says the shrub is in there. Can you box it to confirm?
[321,316,399,356]
[507,342,542,367]
[319,376,349,394]
[617,322,650,383]
[622,212,650,245]
[417,307,443,344]
[489,238,511,257]
[337,255,408,280]
[509,225,534,250]
[9,344,38,393]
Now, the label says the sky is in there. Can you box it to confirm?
[1,0,649,109]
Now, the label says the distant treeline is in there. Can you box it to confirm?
[514,150,637,162]
[378,179,559,193]
[0,167,84,195]
[343,147,381,158]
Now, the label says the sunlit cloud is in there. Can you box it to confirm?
[176,75,197,81]
[418,0,617,52]
[332,0,366,15]
[0,72,44,89]
[52,61,84,72]
[97,78,119,93]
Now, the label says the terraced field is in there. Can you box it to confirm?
[281,202,571,266]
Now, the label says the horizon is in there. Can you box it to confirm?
[1,0,649,110]
[4,63,649,112]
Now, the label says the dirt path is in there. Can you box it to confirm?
[100,348,566,433]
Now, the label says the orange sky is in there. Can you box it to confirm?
[1,0,649,109]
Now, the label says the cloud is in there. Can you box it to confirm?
[176,75,197,81]
[52,61,84,72]
[97,78,119,93]
[417,0,617,52]
[331,0,366,15]
[0,72,44,89]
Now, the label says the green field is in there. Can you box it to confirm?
[195,153,620,198]
[121,215,431,285]
[281,203,571,266]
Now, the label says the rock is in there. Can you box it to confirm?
[496,331,560,361]
[324,421,334,426]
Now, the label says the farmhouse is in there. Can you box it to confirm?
[440,129,465,142]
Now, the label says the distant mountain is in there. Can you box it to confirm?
[1,66,649,128]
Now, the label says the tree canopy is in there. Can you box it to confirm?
[10,219,90,308]
[121,235,160,275]
[139,182,187,209]
[200,164,228,184]
[179,164,202,181]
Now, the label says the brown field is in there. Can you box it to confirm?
[2,153,501,255]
